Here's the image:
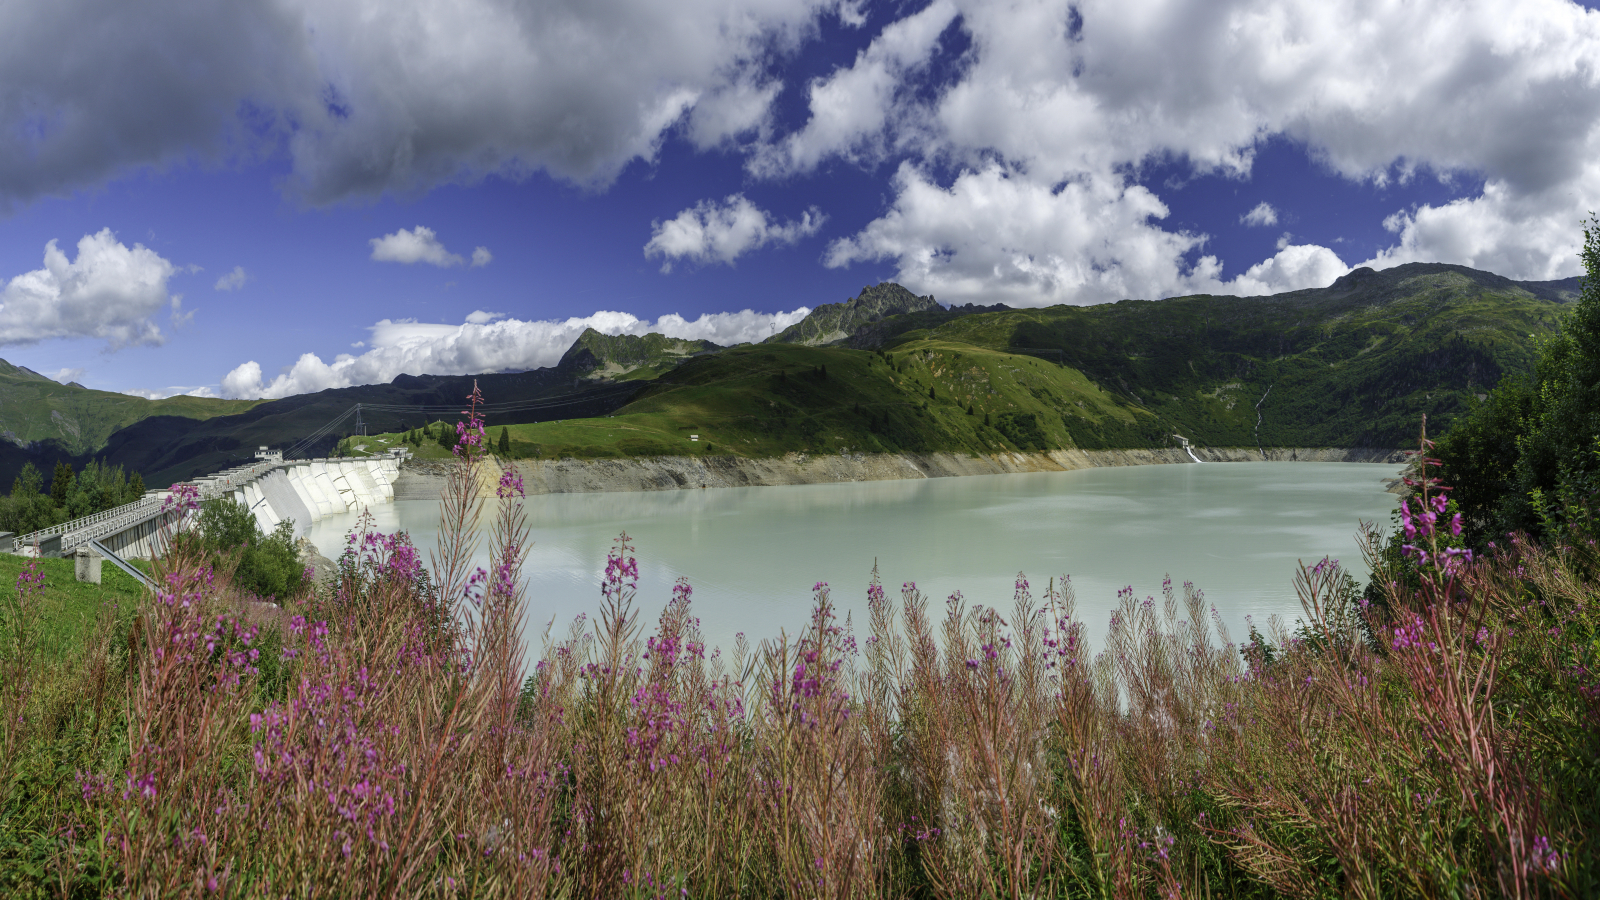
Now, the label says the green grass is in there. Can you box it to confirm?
[0,365,263,458]
[0,554,150,663]
[353,342,1159,460]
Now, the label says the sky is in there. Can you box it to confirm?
[1,0,1598,400]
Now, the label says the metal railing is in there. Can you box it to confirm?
[191,460,284,499]
[11,495,165,553]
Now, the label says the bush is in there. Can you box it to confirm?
[1440,215,1600,541]
[193,498,305,601]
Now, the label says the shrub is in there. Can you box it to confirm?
[193,498,305,601]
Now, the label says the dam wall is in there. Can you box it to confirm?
[11,454,403,559]
[231,457,401,537]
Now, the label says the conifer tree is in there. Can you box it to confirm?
[50,461,74,505]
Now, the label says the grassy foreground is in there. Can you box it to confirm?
[3,396,1597,898]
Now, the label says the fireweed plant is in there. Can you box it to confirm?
[1,392,1597,898]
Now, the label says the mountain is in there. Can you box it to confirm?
[766,283,942,346]
[0,362,261,456]
[94,369,643,487]
[869,262,1574,449]
[557,328,721,380]
[350,263,1579,464]
[3,260,1581,488]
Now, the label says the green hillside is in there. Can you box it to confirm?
[357,341,1170,461]
[38,261,1585,481]
[557,328,721,382]
[351,263,1577,461]
[0,364,262,456]
[869,263,1576,449]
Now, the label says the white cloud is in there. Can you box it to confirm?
[1241,203,1278,228]
[645,195,824,271]
[798,0,1600,299]
[217,306,811,399]
[1222,244,1351,296]
[170,294,195,327]
[49,367,84,384]
[0,0,833,206]
[370,226,466,267]
[470,246,492,267]
[825,163,1208,305]
[121,385,221,400]
[213,265,248,291]
[749,0,959,177]
[464,310,504,325]
[0,229,175,348]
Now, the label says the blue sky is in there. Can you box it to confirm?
[1,0,1598,399]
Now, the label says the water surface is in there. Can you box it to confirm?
[306,462,1400,657]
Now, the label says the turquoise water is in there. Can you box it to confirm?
[306,461,1401,657]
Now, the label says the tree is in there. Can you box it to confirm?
[194,498,306,601]
[11,462,41,498]
[49,461,74,505]
[1440,215,1600,540]
[498,426,511,457]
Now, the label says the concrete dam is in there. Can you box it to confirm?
[8,449,404,560]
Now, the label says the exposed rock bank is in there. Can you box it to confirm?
[394,447,1405,499]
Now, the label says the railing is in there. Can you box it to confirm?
[11,495,165,553]
[191,460,283,499]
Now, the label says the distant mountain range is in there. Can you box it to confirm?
[0,262,1583,487]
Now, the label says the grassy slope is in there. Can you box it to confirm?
[358,267,1569,461]
[0,554,150,662]
[0,364,262,457]
[358,342,1147,460]
[885,265,1568,449]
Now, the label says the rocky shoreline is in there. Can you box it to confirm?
[393,446,1407,500]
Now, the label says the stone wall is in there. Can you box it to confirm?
[394,447,1407,499]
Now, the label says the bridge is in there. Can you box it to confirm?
[8,449,405,560]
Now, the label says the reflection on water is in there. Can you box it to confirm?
[305,462,1402,660]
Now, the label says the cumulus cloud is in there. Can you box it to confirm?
[218,306,811,399]
[0,229,176,348]
[471,246,492,267]
[370,226,468,267]
[121,385,221,400]
[824,163,1208,305]
[0,0,833,207]
[798,0,1600,301]
[645,195,824,271]
[749,0,959,177]
[49,367,84,384]
[213,265,248,290]
[1241,203,1278,228]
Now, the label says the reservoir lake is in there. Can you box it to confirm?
[306,461,1402,658]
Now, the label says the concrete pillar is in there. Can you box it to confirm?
[311,462,348,512]
[346,461,380,507]
[74,546,102,584]
[289,466,334,519]
[262,470,314,535]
